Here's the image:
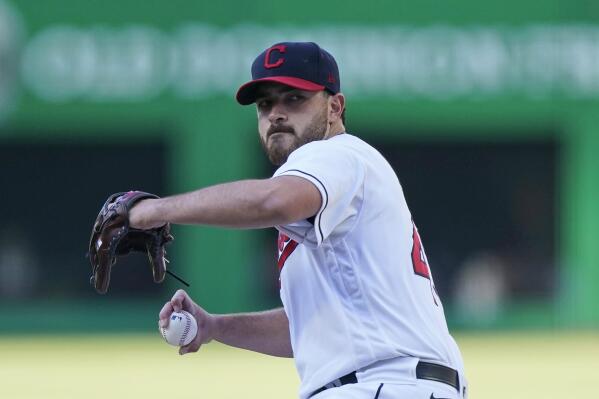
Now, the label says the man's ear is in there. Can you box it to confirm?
[329,93,345,123]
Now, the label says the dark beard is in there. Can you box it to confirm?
[260,108,328,166]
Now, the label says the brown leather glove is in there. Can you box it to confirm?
[88,191,173,294]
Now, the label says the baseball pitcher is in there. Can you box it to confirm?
[89,42,467,399]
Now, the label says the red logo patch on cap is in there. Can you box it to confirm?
[264,44,287,69]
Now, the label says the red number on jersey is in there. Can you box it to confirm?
[412,223,431,279]
[411,222,438,305]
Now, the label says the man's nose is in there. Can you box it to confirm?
[268,103,287,124]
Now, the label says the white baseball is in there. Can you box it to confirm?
[159,310,198,346]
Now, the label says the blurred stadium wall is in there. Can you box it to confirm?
[0,0,598,332]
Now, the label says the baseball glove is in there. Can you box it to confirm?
[88,191,173,294]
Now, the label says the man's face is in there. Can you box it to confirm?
[255,83,330,166]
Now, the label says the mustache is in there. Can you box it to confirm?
[267,124,295,137]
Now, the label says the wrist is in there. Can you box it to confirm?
[129,198,163,229]
[200,312,219,344]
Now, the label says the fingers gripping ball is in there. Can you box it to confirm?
[160,311,198,346]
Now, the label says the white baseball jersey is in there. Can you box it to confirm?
[273,133,464,399]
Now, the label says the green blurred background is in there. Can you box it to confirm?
[0,0,598,397]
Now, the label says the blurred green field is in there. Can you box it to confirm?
[1,331,597,398]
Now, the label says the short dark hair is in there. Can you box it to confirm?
[324,91,346,125]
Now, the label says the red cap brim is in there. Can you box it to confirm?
[236,77,325,105]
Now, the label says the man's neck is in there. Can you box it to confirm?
[324,121,346,140]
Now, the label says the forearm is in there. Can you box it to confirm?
[211,307,293,358]
[131,177,320,230]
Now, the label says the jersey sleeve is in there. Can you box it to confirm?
[272,139,365,247]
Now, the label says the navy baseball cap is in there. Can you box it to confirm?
[236,42,340,105]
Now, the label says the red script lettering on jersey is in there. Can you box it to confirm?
[277,233,298,271]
